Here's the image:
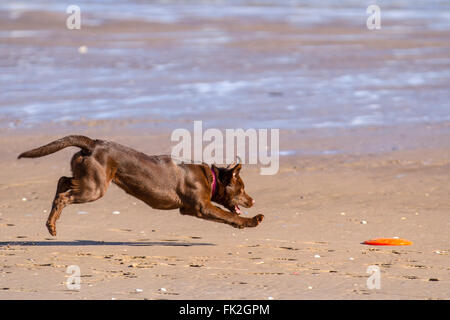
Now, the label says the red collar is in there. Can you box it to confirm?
[211,167,217,198]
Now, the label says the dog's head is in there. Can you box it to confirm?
[212,162,255,215]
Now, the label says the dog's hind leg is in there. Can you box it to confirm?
[46,155,110,236]
[46,176,74,236]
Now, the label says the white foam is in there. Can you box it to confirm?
[179,81,250,95]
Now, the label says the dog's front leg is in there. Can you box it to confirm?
[181,203,263,229]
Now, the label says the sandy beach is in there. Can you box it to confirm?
[0,123,449,300]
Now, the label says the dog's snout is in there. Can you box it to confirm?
[245,197,255,208]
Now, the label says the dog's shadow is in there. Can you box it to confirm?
[0,240,215,247]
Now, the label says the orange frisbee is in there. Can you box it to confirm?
[363,238,412,246]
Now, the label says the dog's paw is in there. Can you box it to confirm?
[46,222,57,236]
[245,214,264,227]
[253,214,264,224]
[232,215,264,228]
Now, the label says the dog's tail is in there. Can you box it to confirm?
[18,135,96,159]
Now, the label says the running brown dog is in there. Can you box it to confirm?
[18,135,264,236]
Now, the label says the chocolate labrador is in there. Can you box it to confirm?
[18,135,264,236]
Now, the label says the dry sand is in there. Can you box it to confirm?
[0,123,448,300]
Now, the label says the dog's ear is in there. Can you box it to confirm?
[231,163,242,177]
[227,156,242,177]
[211,164,220,176]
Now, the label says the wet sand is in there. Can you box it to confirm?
[1,4,450,129]
[0,123,448,300]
